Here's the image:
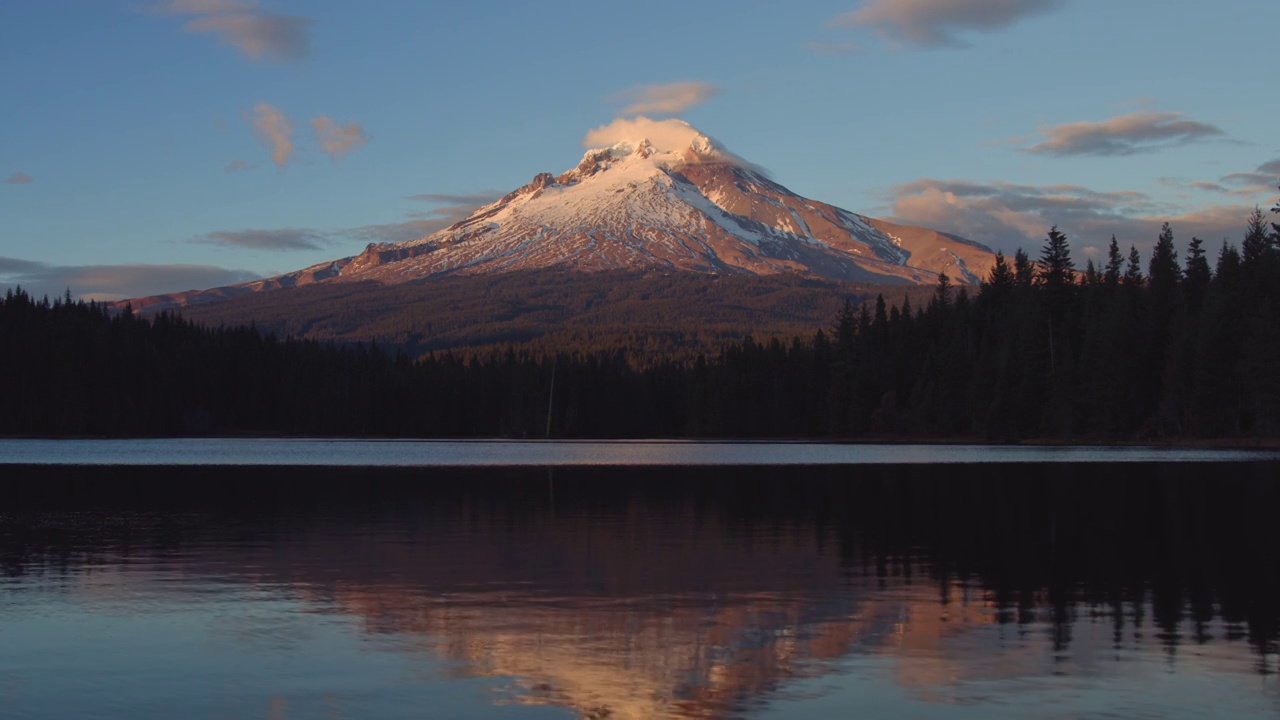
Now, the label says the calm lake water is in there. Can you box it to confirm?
[2,449,1278,719]
[1,438,1279,466]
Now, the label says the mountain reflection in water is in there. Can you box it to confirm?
[2,463,1278,719]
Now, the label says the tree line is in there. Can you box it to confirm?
[2,193,1277,440]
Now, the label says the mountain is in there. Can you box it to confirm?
[127,127,995,314]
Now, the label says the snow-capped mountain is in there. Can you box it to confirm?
[128,125,996,311]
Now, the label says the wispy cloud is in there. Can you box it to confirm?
[1,256,259,302]
[1221,159,1280,189]
[194,228,328,251]
[250,102,293,167]
[5,172,34,185]
[1020,111,1225,157]
[338,219,455,245]
[407,191,505,206]
[805,40,867,55]
[1162,162,1279,199]
[153,0,313,62]
[880,177,1257,253]
[311,116,370,160]
[829,0,1064,48]
[224,159,255,173]
[608,81,721,117]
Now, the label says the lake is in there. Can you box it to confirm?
[1,443,1278,719]
[2,437,1279,466]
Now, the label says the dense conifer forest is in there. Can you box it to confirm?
[3,195,1278,441]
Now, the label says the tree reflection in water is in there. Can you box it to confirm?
[2,462,1278,719]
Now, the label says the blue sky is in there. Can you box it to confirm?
[2,0,1277,299]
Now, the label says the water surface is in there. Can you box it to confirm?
[2,463,1278,719]
[1,438,1277,466]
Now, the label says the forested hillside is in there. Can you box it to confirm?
[3,196,1278,441]
[170,271,905,365]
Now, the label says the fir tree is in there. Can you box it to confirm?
[1104,236,1124,286]
[1184,237,1211,313]
[1124,246,1145,287]
[1241,207,1271,265]
[1148,223,1181,289]
[1013,248,1035,288]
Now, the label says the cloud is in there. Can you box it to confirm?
[224,159,255,172]
[581,117,764,173]
[805,41,868,55]
[830,0,1064,48]
[1,256,259,302]
[5,172,33,185]
[188,207,480,255]
[1021,111,1225,157]
[880,177,1258,254]
[311,116,370,160]
[250,102,293,167]
[337,219,456,245]
[1221,158,1280,189]
[407,191,505,206]
[194,228,328,251]
[608,81,721,117]
[153,0,312,62]
[582,117,704,152]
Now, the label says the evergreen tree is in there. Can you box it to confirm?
[1124,246,1145,287]
[1014,248,1035,288]
[1084,259,1101,286]
[1241,207,1271,265]
[983,251,1015,296]
[1104,236,1124,286]
[1184,237,1211,314]
[1148,223,1182,292]
[931,272,952,310]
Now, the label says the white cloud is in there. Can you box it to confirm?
[830,0,1065,48]
[153,0,312,62]
[311,116,370,160]
[582,116,705,152]
[608,81,721,117]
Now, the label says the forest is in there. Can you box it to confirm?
[1,193,1277,441]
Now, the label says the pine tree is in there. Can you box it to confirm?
[1104,236,1124,287]
[1241,207,1271,265]
[1148,223,1182,291]
[1014,248,1035,288]
[1084,259,1100,286]
[1184,236,1211,313]
[931,272,952,310]
[1038,226,1076,289]
[983,251,1015,296]
[1124,246,1144,287]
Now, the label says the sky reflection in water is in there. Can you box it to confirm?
[1,463,1278,719]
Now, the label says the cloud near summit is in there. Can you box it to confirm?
[608,81,720,117]
[582,117,706,152]
[830,0,1064,48]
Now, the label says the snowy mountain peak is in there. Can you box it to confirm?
[121,119,1000,313]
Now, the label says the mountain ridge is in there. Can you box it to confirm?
[125,127,995,313]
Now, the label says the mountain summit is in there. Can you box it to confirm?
[129,122,996,311]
